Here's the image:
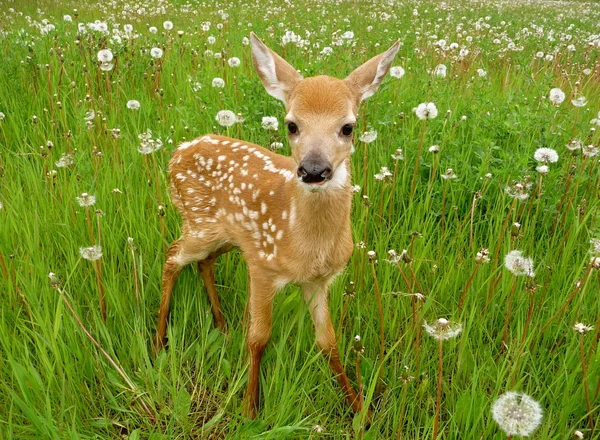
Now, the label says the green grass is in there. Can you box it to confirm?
[0,0,599,438]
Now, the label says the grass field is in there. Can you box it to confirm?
[0,0,599,438]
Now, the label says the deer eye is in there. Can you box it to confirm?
[341,124,354,136]
[287,122,298,135]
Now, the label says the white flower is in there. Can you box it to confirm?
[215,110,237,127]
[414,102,438,120]
[76,193,96,207]
[261,116,278,131]
[56,153,74,168]
[566,139,582,151]
[533,147,559,163]
[433,64,447,78]
[150,47,163,59]
[441,168,457,180]
[79,245,103,261]
[571,95,587,107]
[97,49,113,63]
[582,144,598,157]
[491,392,543,437]
[423,318,462,340]
[390,66,405,78]
[227,57,240,67]
[163,20,173,30]
[548,88,565,106]
[504,250,535,277]
[359,130,377,143]
[212,77,225,88]
[573,323,593,334]
[127,100,141,110]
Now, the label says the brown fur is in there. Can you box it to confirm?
[154,33,399,419]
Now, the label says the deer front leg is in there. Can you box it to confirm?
[243,269,277,419]
[302,280,362,413]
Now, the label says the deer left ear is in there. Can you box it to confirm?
[344,41,401,102]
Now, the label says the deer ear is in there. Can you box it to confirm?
[250,32,303,104]
[344,41,400,102]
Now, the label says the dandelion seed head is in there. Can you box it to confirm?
[212,77,225,88]
[441,168,457,180]
[79,245,102,261]
[390,66,405,78]
[261,116,279,131]
[491,392,543,437]
[423,318,462,340]
[504,250,535,277]
[590,238,600,256]
[97,49,113,63]
[414,102,438,120]
[571,95,587,107]
[566,139,582,151]
[392,148,404,160]
[582,144,598,157]
[150,47,163,59]
[573,322,593,334]
[56,153,74,168]
[433,64,447,78]
[548,88,565,106]
[475,248,490,264]
[227,57,240,67]
[574,430,584,439]
[533,147,558,163]
[76,193,96,207]
[429,145,440,153]
[359,130,377,143]
[535,165,549,174]
[127,100,140,110]
[215,110,237,127]
[163,20,173,30]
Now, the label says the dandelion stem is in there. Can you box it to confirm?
[131,247,140,309]
[538,264,592,338]
[370,259,385,396]
[94,260,106,321]
[433,339,443,439]
[54,285,154,420]
[579,334,594,431]
[457,263,480,313]
[387,158,401,223]
[411,120,427,198]
[440,179,450,241]
[394,262,416,326]
[520,290,535,345]
[395,381,409,440]
[501,275,518,352]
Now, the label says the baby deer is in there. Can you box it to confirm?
[154,33,399,418]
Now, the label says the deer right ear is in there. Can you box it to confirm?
[250,33,303,104]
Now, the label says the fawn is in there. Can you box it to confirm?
[153,33,399,418]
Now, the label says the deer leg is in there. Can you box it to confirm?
[243,270,276,419]
[198,258,227,332]
[153,239,184,356]
[302,280,361,413]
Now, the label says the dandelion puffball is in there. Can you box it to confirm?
[150,47,163,59]
[414,102,438,120]
[491,392,543,437]
[423,318,462,340]
[215,110,237,127]
[533,147,558,163]
[97,49,113,63]
[127,100,141,110]
[504,250,535,277]
[79,245,103,261]
[389,66,405,78]
[359,130,377,143]
[548,88,565,106]
[212,77,225,88]
[261,116,279,131]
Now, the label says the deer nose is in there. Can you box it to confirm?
[297,157,333,183]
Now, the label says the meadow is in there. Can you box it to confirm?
[0,0,599,438]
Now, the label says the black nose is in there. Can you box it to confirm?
[297,157,333,183]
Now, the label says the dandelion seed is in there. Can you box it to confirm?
[581,145,598,157]
[79,245,102,261]
[441,168,457,180]
[97,49,113,63]
[127,99,141,110]
[163,20,173,30]
[548,88,565,106]
[227,57,240,67]
[414,102,438,120]
[55,153,74,168]
[533,147,559,163]
[571,95,587,107]
[566,139,582,151]
[76,193,96,207]
[433,64,447,78]
[504,250,535,277]
[390,66,405,78]
[392,148,404,160]
[505,182,531,200]
[423,318,462,340]
[374,167,392,181]
[261,116,278,131]
[536,165,549,174]
[491,392,543,437]
[212,77,225,88]
[359,130,377,143]
[150,47,163,59]
[215,110,237,127]
[475,248,491,264]
[573,323,593,334]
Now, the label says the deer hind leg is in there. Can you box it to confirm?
[243,267,277,419]
[153,235,227,356]
[302,280,362,414]
[197,244,234,333]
